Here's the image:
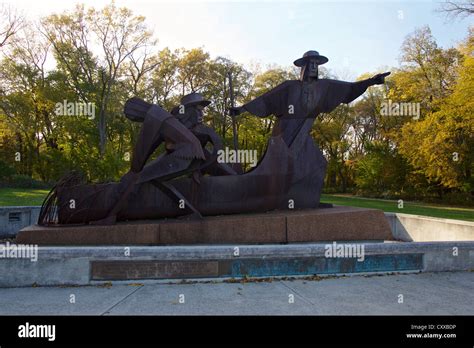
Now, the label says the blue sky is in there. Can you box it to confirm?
[5,0,473,78]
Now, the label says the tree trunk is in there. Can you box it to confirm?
[99,107,106,156]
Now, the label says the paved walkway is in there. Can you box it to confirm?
[0,271,472,315]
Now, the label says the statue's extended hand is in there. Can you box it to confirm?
[372,72,391,85]
[229,106,243,116]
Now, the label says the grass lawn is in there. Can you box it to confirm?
[0,188,50,206]
[0,188,472,222]
[321,194,474,222]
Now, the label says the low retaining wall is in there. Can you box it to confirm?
[0,242,473,287]
[386,213,474,242]
[1,207,473,287]
[0,206,40,238]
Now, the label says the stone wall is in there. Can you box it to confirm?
[0,207,41,238]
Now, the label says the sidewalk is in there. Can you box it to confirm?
[0,271,472,315]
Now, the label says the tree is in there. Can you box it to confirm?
[177,48,210,95]
[354,141,408,196]
[390,26,462,114]
[313,103,355,192]
[0,21,58,180]
[206,57,252,149]
[0,5,24,49]
[397,30,474,195]
[42,3,154,156]
[149,48,181,110]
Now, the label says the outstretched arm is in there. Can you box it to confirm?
[321,72,390,113]
[345,72,390,103]
[229,81,292,118]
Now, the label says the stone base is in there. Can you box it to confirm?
[15,206,393,245]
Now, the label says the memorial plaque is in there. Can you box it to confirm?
[91,260,219,280]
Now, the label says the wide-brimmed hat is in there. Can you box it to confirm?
[293,50,328,67]
[180,92,211,108]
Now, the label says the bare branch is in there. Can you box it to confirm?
[437,1,474,19]
[0,4,25,49]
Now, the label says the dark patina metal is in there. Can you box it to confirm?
[39,51,389,225]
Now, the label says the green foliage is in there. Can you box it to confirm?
[0,159,15,181]
[8,174,47,189]
[353,141,408,196]
[397,29,474,193]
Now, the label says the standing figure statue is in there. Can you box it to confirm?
[230,50,390,208]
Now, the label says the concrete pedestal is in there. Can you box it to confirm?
[16,206,393,245]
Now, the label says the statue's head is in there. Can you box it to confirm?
[293,50,328,82]
[171,92,211,128]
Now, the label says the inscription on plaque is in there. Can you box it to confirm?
[91,260,219,280]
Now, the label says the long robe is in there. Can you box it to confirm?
[241,78,375,146]
[240,77,375,208]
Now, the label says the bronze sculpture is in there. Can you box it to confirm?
[230,50,390,208]
[38,50,390,225]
